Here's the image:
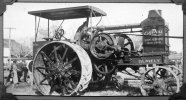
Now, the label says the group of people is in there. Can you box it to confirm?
[6,60,28,88]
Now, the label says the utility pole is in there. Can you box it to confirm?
[4,28,15,67]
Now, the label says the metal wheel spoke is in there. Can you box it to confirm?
[40,77,49,85]
[61,47,68,63]
[37,66,54,72]
[58,54,62,63]
[64,57,78,67]
[66,79,76,90]
[104,65,108,73]
[64,71,72,78]
[36,67,47,76]
[123,41,130,47]
[53,46,60,63]
[145,73,153,81]
[156,68,161,75]
[70,69,81,76]
[41,51,54,65]
[152,68,157,80]
[157,72,162,76]
[49,45,61,56]
[68,81,76,90]
[63,80,73,93]
[176,73,181,76]
[97,65,102,69]
[40,72,56,85]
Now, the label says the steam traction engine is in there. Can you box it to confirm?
[29,6,180,96]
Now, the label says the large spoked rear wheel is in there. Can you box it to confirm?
[140,66,180,96]
[33,41,92,96]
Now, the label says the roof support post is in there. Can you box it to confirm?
[90,8,92,28]
[48,19,49,38]
[35,16,37,42]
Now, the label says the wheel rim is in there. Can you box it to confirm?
[33,41,92,96]
[140,66,180,96]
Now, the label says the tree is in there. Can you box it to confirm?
[10,40,31,58]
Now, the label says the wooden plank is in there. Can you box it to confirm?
[16,0,173,3]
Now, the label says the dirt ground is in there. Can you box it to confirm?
[5,77,142,96]
[4,69,142,96]
[6,82,37,95]
[5,82,141,96]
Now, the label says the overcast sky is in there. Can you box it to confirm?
[3,3,183,53]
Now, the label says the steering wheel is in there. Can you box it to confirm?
[53,28,64,40]
[76,27,97,50]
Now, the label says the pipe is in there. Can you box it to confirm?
[95,23,141,31]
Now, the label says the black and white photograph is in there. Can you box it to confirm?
[2,2,184,97]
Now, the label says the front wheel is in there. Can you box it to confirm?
[140,66,180,96]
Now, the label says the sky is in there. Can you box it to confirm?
[3,3,183,53]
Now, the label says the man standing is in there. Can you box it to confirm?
[16,60,23,82]
[22,60,28,82]
[12,60,18,88]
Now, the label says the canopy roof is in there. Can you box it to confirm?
[28,5,107,20]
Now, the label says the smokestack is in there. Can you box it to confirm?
[148,10,162,18]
